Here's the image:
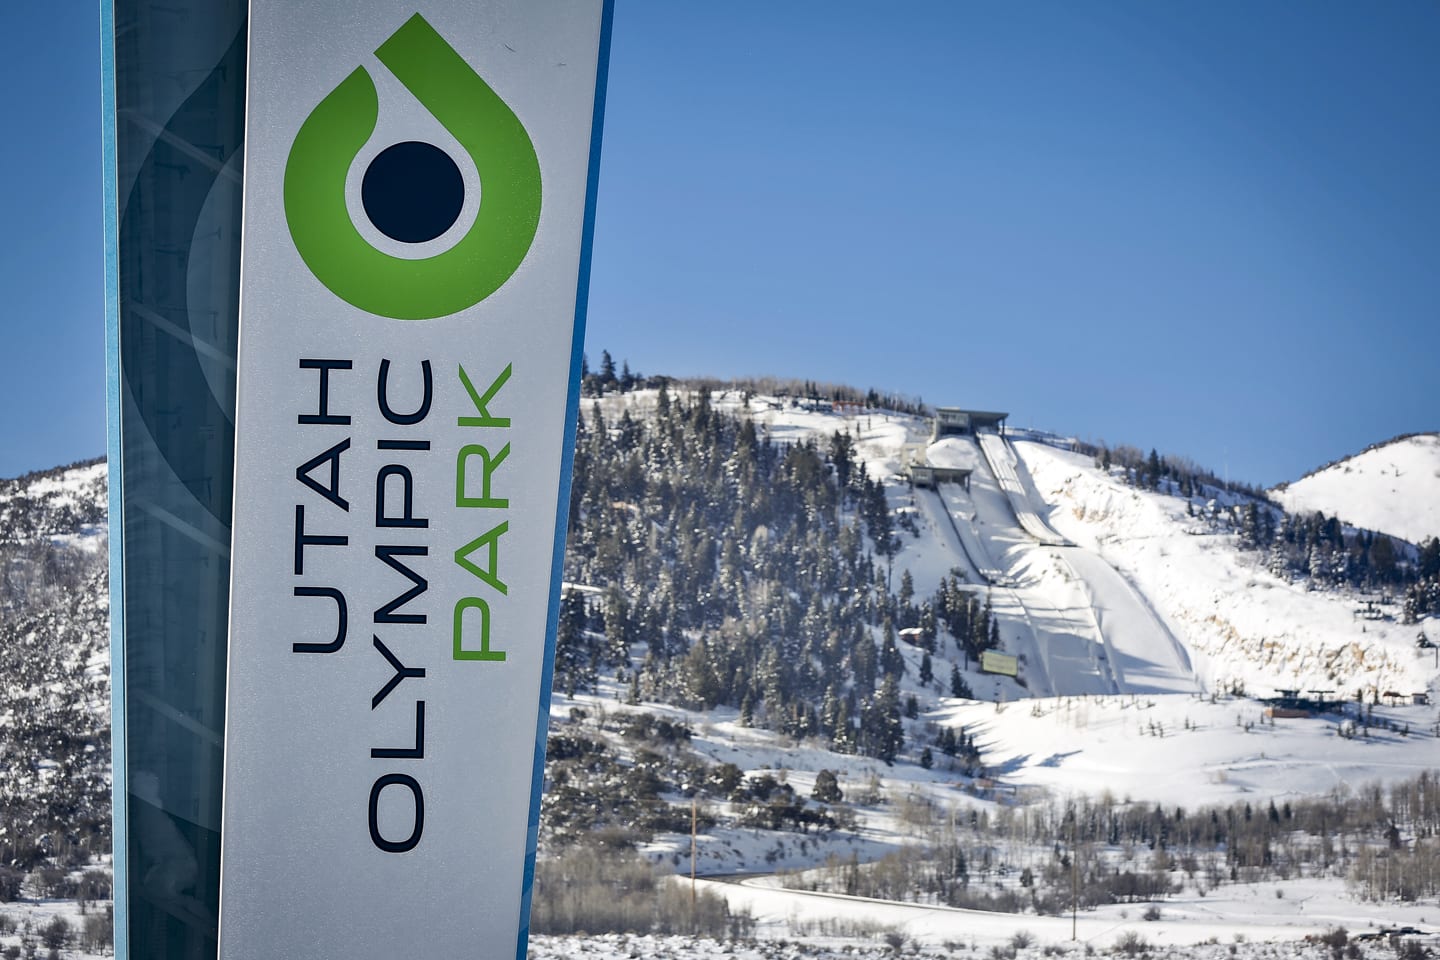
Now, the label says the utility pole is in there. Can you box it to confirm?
[691,796,698,915]
[1071,808,1079,941]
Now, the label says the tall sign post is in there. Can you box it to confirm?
[104,2,248,956]
[106,2,610,958]
[218,2,611,958]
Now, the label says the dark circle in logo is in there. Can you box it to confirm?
[361,141,464,244]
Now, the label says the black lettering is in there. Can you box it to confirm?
[293,505,347,576]
[374,545,428,624]
[375,464,429,529]
[368,774,423,853]
[298,359,352,425]
[292,587,347,654]
[377,359,432,426]
[371,634,426,708]
[371,701,425,760]
[296,438,351,511]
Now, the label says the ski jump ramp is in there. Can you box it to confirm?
[921,433,1198,697]
[976,430,1070,547]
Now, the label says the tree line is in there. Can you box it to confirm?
[557,379,999,765]
[1087,441,1434,605]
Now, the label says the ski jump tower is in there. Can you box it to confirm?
[931,407,1009,441]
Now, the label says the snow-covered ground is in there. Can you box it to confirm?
[1017,440,1435,700]
[529,931,1435,960]
[936,692,1437,808]
[701,872,1438,950]
[1271,433,1440,547]
[3,886,1433,960]
[0,896,112,960]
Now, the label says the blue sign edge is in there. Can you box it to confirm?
[514,0,615,954]
[99,0,130,955]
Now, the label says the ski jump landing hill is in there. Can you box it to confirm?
[914,408,1198,697]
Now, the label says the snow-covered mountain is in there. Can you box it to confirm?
[4,393,1440,957]
[1270,433,1440,547]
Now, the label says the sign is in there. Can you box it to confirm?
[980,651,1019,677]
[218,3,611,958]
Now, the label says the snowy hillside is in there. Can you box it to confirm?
[0,457,112,934]
[577,389,1438,798]
[0,457,106,546]
[1018,441,1435,700]
[1270,433,1440,547]
[5,390,1440,957]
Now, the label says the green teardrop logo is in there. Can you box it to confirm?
[284,13,541,320]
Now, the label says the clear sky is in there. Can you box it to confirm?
[1,1,1436,487]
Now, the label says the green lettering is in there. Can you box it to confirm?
[455,521,508,594]
[457,363,511,428]
[453,597,504,662]
[456,442,509,509]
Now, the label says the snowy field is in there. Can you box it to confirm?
[698,872,1438,950]
[936,693,1438,809]
[527,935,1433,960]
[3,887,1435,960]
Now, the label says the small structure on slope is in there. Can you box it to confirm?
[909,463,973,490]
[931,407,1009,441]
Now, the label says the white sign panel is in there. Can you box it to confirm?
[219,3,609,957]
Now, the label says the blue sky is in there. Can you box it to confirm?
[2,2,1436,487]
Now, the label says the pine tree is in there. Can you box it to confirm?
[812,768,843,804]
[880,622,905,678]
[899,569,915,612]
[1240,502,1260,549]
[919,601,937,651]
[970,594,991,660]
[603,584,631,666]
[869,676,905,764]
[1369,534,1397,583]
[939,727,958,757]
[853,631,877,693]
[919,651,933,686]
[950,664,971,699]
[554,590,596,696]
[1421,538,1440,581]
